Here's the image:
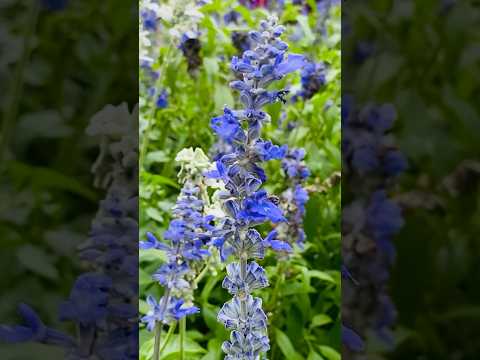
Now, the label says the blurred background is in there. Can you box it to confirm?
[0,0,137,358]
[343,1,480,359]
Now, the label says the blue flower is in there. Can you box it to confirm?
[211,108,246,144]
[274,53,307,77]
[239,190,286,224]
[0,304,74,347]
[141,9,158,32]
[222,262,269,295]
[58,273,111,326]
[231,229,266,260]
[139,232,170,250]
[222,331,270,360]
[294,185,309,213]
[218,295,268,334]
[363,104,396,134]
[263,230,292,252]
[299,62,327,99]
[282,148,310,179]
[156,89,168,109]
[152,262,190,289]
[384,149,408,176]
[224,10,241,24]
[352,146,380,174]
[211,16,305,358]
[367,191,404,241]
[342,325,364,352]
[141,296,199,330]
[254,140,288,161]
[163,219,187,244]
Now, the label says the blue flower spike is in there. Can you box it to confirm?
[208,15,307,358]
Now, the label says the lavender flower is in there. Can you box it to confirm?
[207,15,306,358]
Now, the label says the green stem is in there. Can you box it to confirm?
[153,322,163,360]
[179,317,186,360]
[192,262,210,288]
[0,1,40,167]
[269,261,286,311]
[158,321,177,356]
[153,288,172,360]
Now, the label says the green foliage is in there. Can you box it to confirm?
[140,1,341,358]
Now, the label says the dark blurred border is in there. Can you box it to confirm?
[342,0,480,359]
[0,0,138,358]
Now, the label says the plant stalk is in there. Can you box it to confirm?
[153,322,163,360]
[179,317,186,360]
[153,288,172,360]
[158,321,177,356]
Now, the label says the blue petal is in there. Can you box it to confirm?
[275,53,306,76]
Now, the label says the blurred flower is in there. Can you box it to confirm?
[155,89,168,109]
[179,31,203,75]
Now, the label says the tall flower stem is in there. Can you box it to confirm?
[153,288,171,360]
[179,317,186,360]
[153,322,163,360]
[240,255,248,318]
[0,0,39,167]
[159,321,177,355]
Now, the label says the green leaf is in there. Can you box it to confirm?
[17,245,58,280]
[139,299,148,315]
[142,172,180,189]
[8,161,97,201]
[201,338,223,360]
[140,249,167,263]
[275,328,304,360]
[145,150,170,165]
[318,346,340,360]
[139,268,153,287]
[214,84,235,110]
[146,207,164,223]
[140,335,206,360]
[310,314,332,328]
[304,269,335,283]
[297,16,315,45]
[308,351,325,360]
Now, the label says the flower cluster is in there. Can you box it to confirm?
[140,149,217,331]
[0,104,139,359]
[207,16,306,358]
[275,148,311,247]
[298,61,327,99]
[342,95,407,358]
